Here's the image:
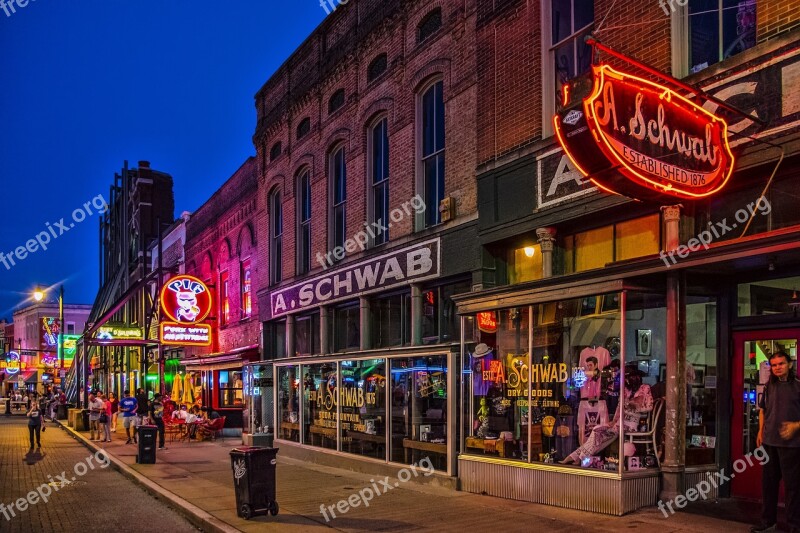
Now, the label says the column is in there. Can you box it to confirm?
[660,204,686,501]
[285,314,295,359]
[319,306,329,355]
[536,227,557,278]
[411,284,423,346]
[360,296,371,351]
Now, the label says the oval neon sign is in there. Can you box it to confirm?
[555,64,735,201]
[160,275,213,324]
[5,352,20,375]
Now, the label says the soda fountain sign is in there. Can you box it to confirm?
[554,64,735,201]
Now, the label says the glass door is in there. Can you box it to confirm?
[731,330,799,501]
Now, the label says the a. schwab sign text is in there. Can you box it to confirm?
[270,239,440,319]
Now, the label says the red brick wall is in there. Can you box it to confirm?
[183,158,260,357]
[758,0,800,42]
[254,0,478,317]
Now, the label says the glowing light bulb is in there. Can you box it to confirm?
[524,247,535,258]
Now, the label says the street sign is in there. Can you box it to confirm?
[20,350,37,357]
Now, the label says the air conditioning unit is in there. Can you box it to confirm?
[439,196,456,222]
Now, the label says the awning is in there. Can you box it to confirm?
[181,345,259,371]
[17,370,38,383]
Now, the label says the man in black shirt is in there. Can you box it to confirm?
[148,393,165,449]
[752,351,800,533]
[135,388,149,425]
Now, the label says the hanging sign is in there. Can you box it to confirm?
[160,275,213,323]
[5,352,20,375]
[159,323,212,347]
[554,64,735,201]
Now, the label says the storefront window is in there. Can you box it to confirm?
[219,370,244,407]
[563,215,660,274]
[340,359,387,460]
[295,313,320,356]
[372,293,410,348]
[737,276,800,317]
[422,280,470,345]
[390,355,448,470]
[332,303,360,352]
[265,320,286,359]
[278,365,300,442]
[509,245,543,284]
[303,362,338,450]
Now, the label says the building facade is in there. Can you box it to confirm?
[452,0,800,515]
[255,0,479,475]
[180,157,261,430]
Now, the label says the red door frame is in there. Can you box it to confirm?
[731,328,796,501]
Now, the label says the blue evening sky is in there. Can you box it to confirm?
[0,0,328,318]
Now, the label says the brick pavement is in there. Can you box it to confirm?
[0,415,197,533]
[50,417,762,533]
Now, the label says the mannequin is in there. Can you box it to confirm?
[561,367,653,465]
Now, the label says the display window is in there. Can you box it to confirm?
[278,365,300,442]
[464,292,671,473]
[339,359,387,460]
[302,362,338,450]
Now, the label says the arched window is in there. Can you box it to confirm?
[296,118,311,140]
[297,170,312,274]
[269,189,283,285]
[417,8,442,44]
[270,142,282,161]
[420,80,445,227]
[240,258,252,318]
[367,54,388,82]
[368,117,390,245]
[328,89,345,115]
[330,146,347,255]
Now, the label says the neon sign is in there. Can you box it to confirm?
[159,322,212,347]
[42,317,60,347]
[5,352,20,375]
[160,275,212,323]
[96,325,143,340]
[477,312,497,333]
[554,64,734,201]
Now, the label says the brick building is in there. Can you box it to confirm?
[453,0,800,517]
[255,0,479,474]
[180,157,261,429]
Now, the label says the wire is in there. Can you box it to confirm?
[596,0,619,33]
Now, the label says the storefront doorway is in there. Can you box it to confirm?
[731,329,799,501]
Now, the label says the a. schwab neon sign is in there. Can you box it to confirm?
[554,64,735,201]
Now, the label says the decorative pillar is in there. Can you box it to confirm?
[660,204,687,502]
[319,306,329,355]
[411,284,423,346]
[285,314,295,359]
[360,296,371,351]
[536,227,557,278]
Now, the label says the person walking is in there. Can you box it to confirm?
[752,351,800,533]
[87,393,104,441]
[119,390,138,444]
[26,396,44,450]
[149,393,166,450]
[108,392,119,432]
[98,392,112,442]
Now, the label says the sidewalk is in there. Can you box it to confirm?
[56,419,759,532]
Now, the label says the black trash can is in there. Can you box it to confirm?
[136,425,158,464]
[230,446,279,519]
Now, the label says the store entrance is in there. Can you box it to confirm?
[731,329,799,501]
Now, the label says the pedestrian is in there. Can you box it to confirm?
[98,392,112,442]
[87,393,105,441]
[119,390,138,444]
[149,393,166,450]
[752,351,800,533]
[26,396,44,450]
[136,388,149,425]
[108,391,119,432]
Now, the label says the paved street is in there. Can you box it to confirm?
[0,415,197,532]
[33,414,761,533]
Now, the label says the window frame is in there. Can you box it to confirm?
[241,258,252,319]
[270,142,282,162]
[540,0,595,138]
[296,118,311,141]
[328,89,345,115]
[417,8,443,44]
[219,270,230,326]
[329,145,347,257]
[367,53,388,83]
[417,78,446,229]
[367,115,390,247]
[296,169,312,275]
[269,189,283,286]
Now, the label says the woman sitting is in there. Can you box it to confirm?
[561,367,653,465]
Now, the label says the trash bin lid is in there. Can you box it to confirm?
[230,446,279,455]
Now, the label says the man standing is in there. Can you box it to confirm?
[148,393,166,450]
[119,390,138,444]
[752,351,800,533]
[87,393,105,441]
[136,388,149,425]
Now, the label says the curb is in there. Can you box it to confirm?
[54,419,241,533]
